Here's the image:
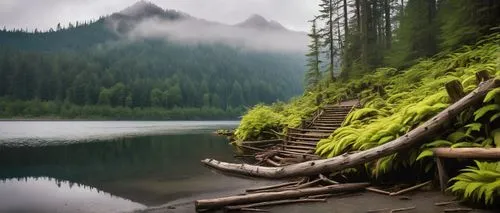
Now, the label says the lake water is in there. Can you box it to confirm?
[0,121,272,213]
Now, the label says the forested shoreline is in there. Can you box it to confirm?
[0,5,305,120]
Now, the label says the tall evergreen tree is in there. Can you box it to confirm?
[305,18,322,92]
[318,0,337,82]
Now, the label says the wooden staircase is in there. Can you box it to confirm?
[281,104,354,156]
[247,100,358,166]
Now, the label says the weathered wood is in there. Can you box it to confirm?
[475,70,491,83]
[225,198,326,211]
[240,145,265,152]
[433,148,500,159]
[319,174,339,185]
[287,127,334,133]
[265,158,281,167]
[436,157,449,192]
[434,201,458,206]
[234,207,269,212]
[201,78,500,179]
[389,180,431,196]
[366,187,391,195]
[389,206,415,213]
[445,80,465,102]
[241,139,283,145]
[246,181,300,193]
[195,183,369,211]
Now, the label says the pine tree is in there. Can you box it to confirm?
[318,0,337,82]
[305,18,322,92]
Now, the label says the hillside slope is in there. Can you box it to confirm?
[0,2,306,119]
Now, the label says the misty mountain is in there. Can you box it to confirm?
[0,1,307,119]
[236,14,287,31]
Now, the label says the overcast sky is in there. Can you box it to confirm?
[0,0,320,32]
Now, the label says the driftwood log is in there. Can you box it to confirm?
[194,182,369,211]
[201,79,500,179]
[433,148,500,159]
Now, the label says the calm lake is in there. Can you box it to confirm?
[0,121,270,213]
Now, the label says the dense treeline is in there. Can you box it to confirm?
[304,0,500,89]
[237,0,500,206]
[0,18,305,119]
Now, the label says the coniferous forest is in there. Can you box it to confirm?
[232,0,500,207]
[0,3,305,119]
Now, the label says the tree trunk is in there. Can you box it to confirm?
[356,0,361,32]
[433,148,500,159]
[195,183,369,211]
[360,0,369,66]
[445,80,465,103]
[329,0,336,82]
[201,79,500,179]
[384,0,392,49]
[343,0,349,40]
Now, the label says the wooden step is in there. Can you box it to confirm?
[284,141,319,146]
[311,123,341,127]
[319,114,349,117]
[285,148,314,154]
[287,135,323,141]
[315,119,345,122]
[314,121,343,125]
[283,144,316,150]
[287,132,330,138]
[318,115,347,118]
[278,150,317,157]
[309,126,339,130]
[287,127,334,133]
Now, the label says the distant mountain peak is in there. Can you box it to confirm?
[119,1,165,17]
[237,14,286,31]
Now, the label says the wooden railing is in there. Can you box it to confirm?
[300,107,324,129]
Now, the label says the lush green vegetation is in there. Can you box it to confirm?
[449,161,500,205]
[235,0,500,206]
[0,8,304,120]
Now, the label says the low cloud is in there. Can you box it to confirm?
[122,17,308,53]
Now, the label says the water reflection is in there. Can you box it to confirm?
[0,133,239,206]
[0,121,239,146]
[0,177,145,213]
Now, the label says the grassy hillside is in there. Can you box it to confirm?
[235,34,500,205]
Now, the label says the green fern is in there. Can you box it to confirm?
[449,161,500,205]
[474,104,500,121]
[484,88,500,103]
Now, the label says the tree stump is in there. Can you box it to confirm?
[475,70,491,84]
[445,80,465,103]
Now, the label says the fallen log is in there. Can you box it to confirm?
[225,198,326,211]
[201,78,500,178]
[389,180,431,196]
[366,187,391,195]
[390,206,415,213]
[245,181,299,193]
[432,148,500,159]
[434,201,458,206]
[194,182,369,211]
[241,139,283,145]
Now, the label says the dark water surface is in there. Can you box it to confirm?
[0,121,267,213]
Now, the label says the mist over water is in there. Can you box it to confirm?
[0,121,238,146]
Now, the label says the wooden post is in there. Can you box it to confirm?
[435,157,448,192]
[475,70,491,84]
[373,84,386,97]
[445,80,465,103]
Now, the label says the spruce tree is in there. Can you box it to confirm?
[305,18,322,92]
